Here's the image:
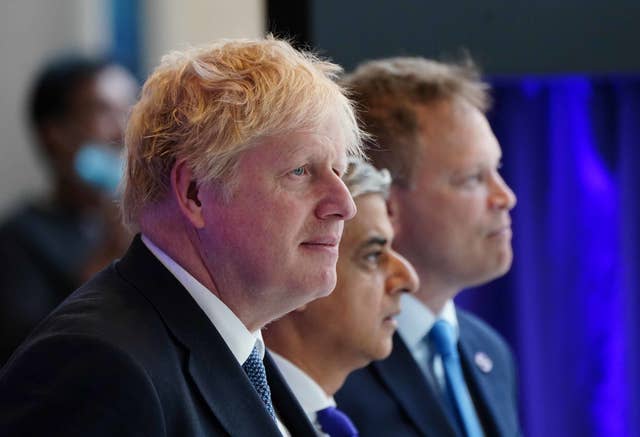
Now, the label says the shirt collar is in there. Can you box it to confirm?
[142,234,263,364]
[397,293,459,350]
[269,350,335,420]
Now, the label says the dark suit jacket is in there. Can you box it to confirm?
[0,203,99,363]
[335,309,520,437]
[0,236,316,436]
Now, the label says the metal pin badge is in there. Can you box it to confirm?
[474,352,493,373]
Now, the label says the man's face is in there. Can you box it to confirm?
[197,115,357,327]
[393,99,517,296]
[299,193,418,368]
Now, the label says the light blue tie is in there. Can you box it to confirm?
[242,345,276,421]
[429,320,484,437]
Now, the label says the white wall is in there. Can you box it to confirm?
[0,0,111,219]
[142,0,265,74]
[0,0,264,219]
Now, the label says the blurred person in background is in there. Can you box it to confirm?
[0,55,138,363]
[335,57,521,436]
[264,159,419,436]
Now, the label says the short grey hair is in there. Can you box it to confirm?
[342,158,392,199]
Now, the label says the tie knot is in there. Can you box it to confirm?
[429,319,458,358]
[316,406,359,437]
[243,345,262,370]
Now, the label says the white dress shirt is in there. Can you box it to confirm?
[396,293,459,395]
[142,235,289,436]
[270,351,334,437]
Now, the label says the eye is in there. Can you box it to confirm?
[291,166,306,177]
[460,172,484,187]
[364,251,383,264]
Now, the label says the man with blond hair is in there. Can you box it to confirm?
[0,37,363,436]
[335,58,520,436]
[264,159,418,436]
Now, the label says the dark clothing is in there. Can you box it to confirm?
[335,310,521,437]
[0,203,103,363]
[0,236,316,436]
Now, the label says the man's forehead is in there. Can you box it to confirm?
[262,128,348,163]
[346,195,392,244]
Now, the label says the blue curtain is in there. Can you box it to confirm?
[110,0,142,80]
[457,77,640,436]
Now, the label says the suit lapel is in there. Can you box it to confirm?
[458,319,505,436]
[116,236,282,437]
[373,333,457,436]
[264,352,318,436]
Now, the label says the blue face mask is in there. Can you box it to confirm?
[74,143,124,196]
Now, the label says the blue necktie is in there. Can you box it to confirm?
[242,345,276,421]
[316,406,359,437]
[429,320,484,437]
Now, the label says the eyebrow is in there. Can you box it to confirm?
[359,236,388,249]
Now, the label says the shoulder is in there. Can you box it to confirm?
[0,332,166,436]
[9,262,180,374]
[456,308,512,354]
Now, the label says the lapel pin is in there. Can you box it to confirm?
[474,351,493,373]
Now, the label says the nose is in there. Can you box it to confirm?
[386,250,419,296]
[489,172,517,211]
[315,173,357,221]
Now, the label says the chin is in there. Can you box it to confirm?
[496,249,514,275]
[480,261,513,284]
[485,247,514,278]
[312,270,338,299]
[374,340,393,361]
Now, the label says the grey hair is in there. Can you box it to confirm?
[342,158,392,199]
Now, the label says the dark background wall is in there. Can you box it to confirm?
[270,0,640,75]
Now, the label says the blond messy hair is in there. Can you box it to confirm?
[342,57,489,187]
[122,36,364,229]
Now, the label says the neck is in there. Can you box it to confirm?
[141,206,276,332]
[53,183,94,215]
[292,353,348,397]
[413,274,460,314]
[265,321,351,396]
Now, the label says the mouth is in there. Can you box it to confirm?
[300,235,340,254]
[487,224,512,239]
[382,309,401,328]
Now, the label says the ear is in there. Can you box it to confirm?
[171,160,205,228]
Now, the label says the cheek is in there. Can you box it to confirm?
[350,273,387,315]
[262,193,313,233]
[430,194,485,236]
[334,270,371,314]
